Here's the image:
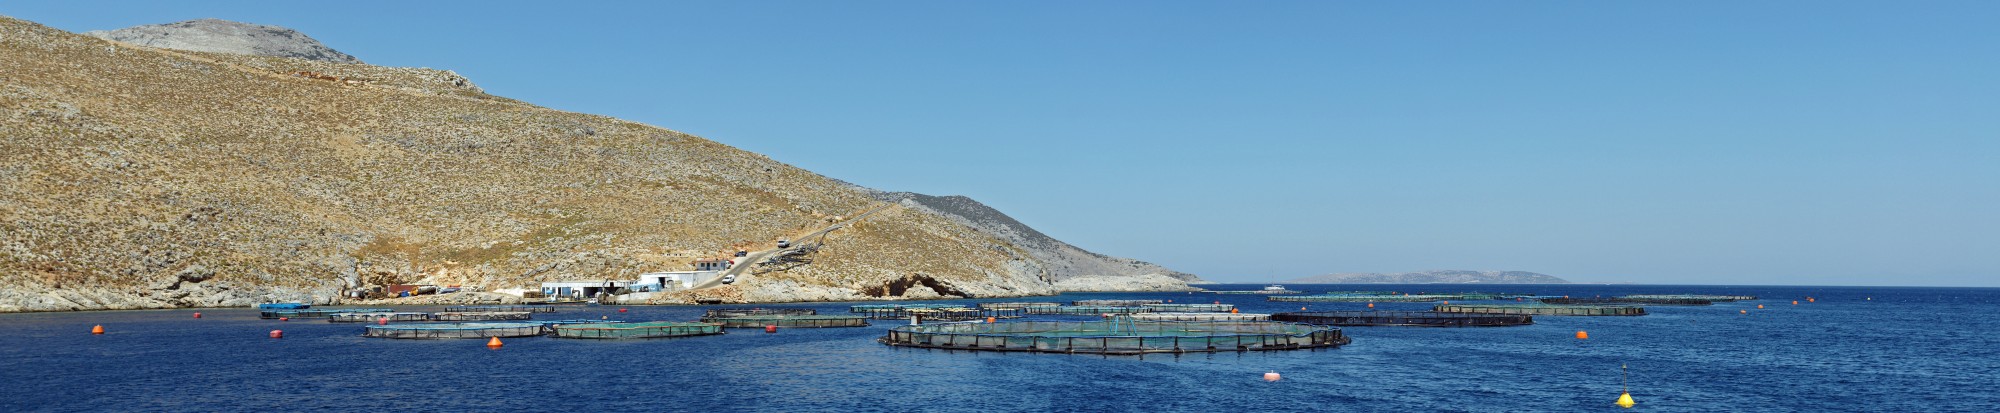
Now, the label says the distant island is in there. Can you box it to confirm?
[1285,270,1569,284]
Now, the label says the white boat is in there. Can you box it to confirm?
[1263,285,1288,291]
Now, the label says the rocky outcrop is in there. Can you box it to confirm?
[1285,270,1571,284]
[873,192,1200,291]
[84,18,362,63]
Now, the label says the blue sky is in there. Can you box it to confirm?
[8,1,1997,286]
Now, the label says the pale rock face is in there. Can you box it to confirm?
[84,18,362,63]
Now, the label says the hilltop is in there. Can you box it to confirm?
[84,18,362,64]
[873,191,1201,291]
[0,17,1192,311]
[1285,270,1569,284]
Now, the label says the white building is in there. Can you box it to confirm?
[540,280,630,299]
[635,270,721,290]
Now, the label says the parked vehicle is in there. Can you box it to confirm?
[777,239,791,248]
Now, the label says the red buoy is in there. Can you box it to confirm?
[193,312,202,319]
[279,317,289,322]
[765,325,777,333]
[378,317,388,325]
[269,330,283,339]
[619,308,628,313]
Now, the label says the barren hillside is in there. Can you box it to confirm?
[0,16,1190,311]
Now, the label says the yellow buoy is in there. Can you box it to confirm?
[1616,392,1635,408]
[1615,364,1636,408]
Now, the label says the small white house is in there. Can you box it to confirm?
[636,270,721,290]
[540,280,630,299]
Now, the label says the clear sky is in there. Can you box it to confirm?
[8,1,1997,286]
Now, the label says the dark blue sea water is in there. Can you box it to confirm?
[3,284,1996,412]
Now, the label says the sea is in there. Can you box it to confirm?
[2,284,1995,412]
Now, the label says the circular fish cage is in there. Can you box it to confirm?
[1122,312,1270,322]
[1541,297,1713,306]
[363,322,551,339]
[444,305,557,313]
[550,322,723,339]
[700,314,870,328]
[430,311,534,321]
[1142,303,1236,312]
[328,312,432,323]
[1621,294,1757,302]
[977,302,1062,310]
[1270,311,1533,327]
[1070,299,1163,306]
[848,304,963,313]
[1270,294,1459,303]
[703,308,816,318]
[260,308,393,319]
[1025,305,1151,315]
[1434,304,1647,316]
[881,320,1349,355]
[858,307,1025,321]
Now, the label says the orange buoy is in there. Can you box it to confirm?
[1230,308,1239,314]
[1757,304,1764,309]
[1301,307,1307,311]
[1740,310,1748,314]
[765,325,778,333]
[1167,299,1173,303]
[1575,331,1589,340]
[1367,303,1375,308]
[487,337,503,348]
[193,312,202,319]
[986,317,996,323]
[1792,300,1799,305]
[269,330,283,339]
[1442,301,1450,305]
[1808,297,1816,303]
[91,325,104,335]
[1263,371,1281,382]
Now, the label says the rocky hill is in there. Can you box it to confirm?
[1285,270,1569,284]
[84,18,362,64]
[0,17,1192,311]
[873,192,1200,291]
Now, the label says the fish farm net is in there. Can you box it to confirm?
[1621,294,1757,302]
[881,320,1349,354]
[977,302,1063,310]
[857,307,1026,321]
[327,312,432,323]
[260,308,393,319]
[1026,305,1152,315]
[1122,312,1270,321]
[429,311,534,321]
[363,322,551,339]
[1541,297,1713,306]
[848,304,965,313]
[1270,311,1534,327]
[257,303,309,310]
[550,322,724,339]
[444,305,557,313]
[1142,303,1236,312]
[1070,300,1163,306]
[1434,304,1647,316]
[704,308,817,318]
[699,315,870,328]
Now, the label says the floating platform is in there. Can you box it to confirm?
[700,314,870,328]
[976,302,1062,310]
[444,305,557,313]
[857,307,1025,321]
[1070,299,1163,306]
[257,303,309,310]
[260,308,392,319]
[363,322,553,339]
[550,322,723,339]
[1122,312,1270,321]
[429,311,533,321]
[1024,305,1151,315]
[1142,303,1236,312]
[1541,297,1712,306]
[1270,311,1533,327]
[1434,304,1647,316]
[1207,290,1305,295]
[880,320,1349,355]
[327,312,432,323]
[1621,294,1757,302]
[704,308,816,318]
[848,304,965,313]
[1271,294,1464,303]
